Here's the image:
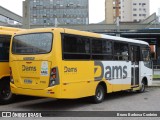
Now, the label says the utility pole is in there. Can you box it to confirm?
[55,18,58,27]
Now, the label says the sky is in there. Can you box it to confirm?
[0,0,159,23]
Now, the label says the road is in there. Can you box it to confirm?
[0,87,160,119]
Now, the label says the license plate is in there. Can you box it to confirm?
[24,79,32,84]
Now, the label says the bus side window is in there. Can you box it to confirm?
[62,34,90,60]
[114,42,129,61]
[91,39,113,60]
[142,48,152,68]
[130,46,140,63]
[142,49,150,61]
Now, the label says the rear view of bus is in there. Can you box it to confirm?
[10,28,59,98]
[0,26,21,104]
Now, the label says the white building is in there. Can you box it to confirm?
[158,8,160,22]
[105,0,150,23]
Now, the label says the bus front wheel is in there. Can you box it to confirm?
[92,85,105,103]
[137,80,146,93]
[0,79,15,104]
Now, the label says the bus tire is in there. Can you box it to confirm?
[92,85,105,104]
[0,79,15,104]
[137,80,145,93]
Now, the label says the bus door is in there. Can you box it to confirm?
[131,46,140,87]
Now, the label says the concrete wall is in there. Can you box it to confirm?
[121,0,132,22]
[23,0,30,28]
[0,6,22,23]
[132,0,149,22]
[105,0,150,23]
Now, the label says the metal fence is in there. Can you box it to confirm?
[152,60,160,76]
[153,68,160,75]
[153,60,160,68]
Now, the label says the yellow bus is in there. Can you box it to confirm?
[10,28,152,103]
[0,26,21,104]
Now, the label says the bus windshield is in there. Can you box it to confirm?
[12,33,53,54]
[0,35,10,61]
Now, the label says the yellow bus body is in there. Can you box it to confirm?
[10,28,152,101]
[0,26,21,80]
[0,26,23,104]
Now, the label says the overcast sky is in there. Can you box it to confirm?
[0,0,159,23]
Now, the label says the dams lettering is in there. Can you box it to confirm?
[22,65,36,71]
[94,61,128,81]
[64,66,77,73]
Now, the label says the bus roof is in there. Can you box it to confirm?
[0,26,21,32]
[63,28,149,45]
[13,27,149,46]
[0,26,23,35]
[101,34,148,45]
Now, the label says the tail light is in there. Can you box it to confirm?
[10,67,14,84]
[49,67,59,87]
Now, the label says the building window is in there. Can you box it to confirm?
[133,8,137,11]
[143,14,146,17]
[134,19,137,22]
[142,3,146,6]
[139,14,141,16]
[133,3,136,5]
[133,14,137,16]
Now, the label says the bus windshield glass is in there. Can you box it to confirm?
[0,35,10,61]
[12,33,53,54]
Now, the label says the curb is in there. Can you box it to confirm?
[149,86,160,87]
[149,80,160,87]
[153,78,160,80]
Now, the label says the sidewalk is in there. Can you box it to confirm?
[151,79,160,87]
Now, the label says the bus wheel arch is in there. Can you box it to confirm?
[142,77,148,86]
[137,77,148,93]
[0,77,15,104]
[98,81,107,93]
[92,81,107,104]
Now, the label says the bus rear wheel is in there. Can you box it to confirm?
[0,80,15,104]
[92,85,105,104]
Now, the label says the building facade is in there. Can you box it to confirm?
[158,8,160,22]
[105,0,150,24]
[23,0,89,28]
[0,6,22,26]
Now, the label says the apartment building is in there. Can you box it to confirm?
[105,0,150,24]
